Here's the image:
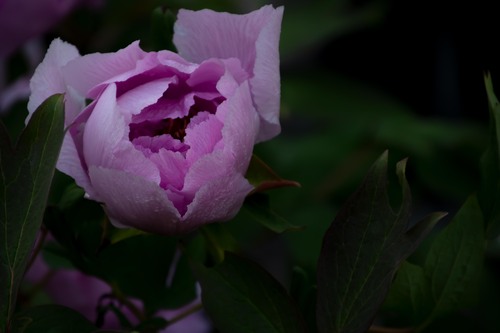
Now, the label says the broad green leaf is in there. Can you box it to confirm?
[316,151,445,333]
[420,195,484,329]
[0,94,65,331]
[246,155,300,194]
[11,305,96,333]
[195,252,308,333]
[384,196,486,330]
[384,261,433,325]
[480,73,500,237]
[243,194,302,233]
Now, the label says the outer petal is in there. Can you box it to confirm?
[82,84,160,185]
[182,81,258,225]
[57,134,95,198]
[174,5,283,142]
[89,166,183,235]
[63,41,146,98]
[27,38,84,125]
[217,80,260,173]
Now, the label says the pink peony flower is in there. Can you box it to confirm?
[27,5,283,235]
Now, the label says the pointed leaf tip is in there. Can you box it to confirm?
[316,150,439,333]
[246,154,301,194]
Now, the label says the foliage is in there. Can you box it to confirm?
[1,0,498,332]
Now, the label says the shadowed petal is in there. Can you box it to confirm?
[182,163,253,226]
[89,166,184,235]
[57,134,95,198]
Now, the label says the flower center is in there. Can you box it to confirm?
[128,95,225,143]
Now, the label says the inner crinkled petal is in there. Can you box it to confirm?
[116,77,173,117]
[132,134,189,157]
[185,112,224,164]
[149,148,187,190]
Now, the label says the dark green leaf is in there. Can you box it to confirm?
[200,223,238,264]
[316,151,444,333]
[243,194,302,233]
[195,252,308,333]
[0,94,65,331]
[420,195,485,329]
[246,155,300,194]
[11,305,96,333]
[480,73,500,237]
[384,261,433,325]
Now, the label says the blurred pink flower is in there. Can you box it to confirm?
[27,5,283,235]
[0,0,103,112]
[24,239,211,332]
[24,248,138,329]
[0,0,102,59]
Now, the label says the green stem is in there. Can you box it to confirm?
[167,302,203,326]
[112,287,146,322]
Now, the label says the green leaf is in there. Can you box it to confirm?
[0,94,65,331]
[246,154,300,194]
[480,73,500,237]
[420,195,485,329]
[195,252,308,333]
[11,305,96,333]
[243,194,302,233]
[200,223,239,264]
[316,151,445,333]
[384,261,433,325]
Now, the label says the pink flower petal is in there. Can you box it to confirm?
[183,163,253,226]
[173,5,283,142]
[57,134,95,198]
[82,84,160,185]
[182,82,258,224]
[63,41,146,98]
[116,77,173,116]
[184,112,223,164]
[149,148,187,190]
[27,38,84,125]
[249,6,283,142]
[88,166,184,235]
[217,81,259,173]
